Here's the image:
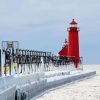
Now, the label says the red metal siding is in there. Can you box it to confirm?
[67,20,79,68]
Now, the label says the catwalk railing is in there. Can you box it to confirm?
[0,49,83,76]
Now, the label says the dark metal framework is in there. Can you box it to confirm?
[3,49,82,69]
[0,41,83,76]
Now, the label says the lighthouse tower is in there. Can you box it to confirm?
[67,19,80,68]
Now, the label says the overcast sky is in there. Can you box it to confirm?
[0,0,100,64]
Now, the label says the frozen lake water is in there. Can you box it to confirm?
[35,65,100,100]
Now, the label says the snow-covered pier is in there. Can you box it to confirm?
[0,66,96,100]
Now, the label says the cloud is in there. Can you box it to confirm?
[0,0,100,64]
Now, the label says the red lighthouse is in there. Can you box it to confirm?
[58,19,80,68]
[67,19,80,68]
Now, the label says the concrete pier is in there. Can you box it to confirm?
[0,70,96,100]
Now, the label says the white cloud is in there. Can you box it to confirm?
[0,0,100,64]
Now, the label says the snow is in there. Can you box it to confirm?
[46,70,86,82]
[35,65,100,100]
[36,75,100,100]
[83,65,100,74]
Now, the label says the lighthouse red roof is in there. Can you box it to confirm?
[70,19,77,24]
[58,46,68,57]
[58,39,68,57]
